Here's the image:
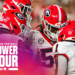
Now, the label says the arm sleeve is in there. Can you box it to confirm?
[55,55,68,75]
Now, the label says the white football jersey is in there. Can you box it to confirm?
[53,41,75,75]
[25,30,56,75]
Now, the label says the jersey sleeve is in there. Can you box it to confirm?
[53,42,69,61]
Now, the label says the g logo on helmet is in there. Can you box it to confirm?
[15,13,24,20]
[45,9,50,17]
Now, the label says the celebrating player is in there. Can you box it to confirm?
[2,0,33,39]
[25,5,67,75]
[53,20,75,75]
[0,9,34,75]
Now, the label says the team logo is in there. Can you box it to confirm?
[15,13,24,20]
[38,38,44,44]
[68,31,72,35]
[45,9,50,17]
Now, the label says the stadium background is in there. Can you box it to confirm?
[0,0,75,29]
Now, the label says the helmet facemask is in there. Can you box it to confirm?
[19,3,33,23]
[11,0,33,22]
[43,20,59,41]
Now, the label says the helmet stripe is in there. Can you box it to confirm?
[56,5,61,24]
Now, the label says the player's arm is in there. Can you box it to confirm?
[55,55,68,75]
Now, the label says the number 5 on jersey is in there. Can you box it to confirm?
[40,48,54,68]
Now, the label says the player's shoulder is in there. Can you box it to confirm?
[53,41,70,53]
[53,41,75,59]
[29,30,41,38]
[25,30,39,42]
[26,29,45,44]
[53,41,72,48]
[30,30,40,35]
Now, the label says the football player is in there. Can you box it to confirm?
[0,9,34,75]
[53,20,75,75]
[25,5,67,75]
[2,0,33,39]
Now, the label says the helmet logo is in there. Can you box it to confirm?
[68,31,72,35]
[45,9,50,17]
[15,13,24,20]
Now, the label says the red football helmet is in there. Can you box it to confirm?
[0,9,26,35]
[42,5,67,41]
[2,0,33,21]
[58,20,75,42]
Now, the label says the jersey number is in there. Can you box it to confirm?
[41,48,54,68]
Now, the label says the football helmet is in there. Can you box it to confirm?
[2,0,33,21]
[58,20,75,42]
[42,5,67,41]
[0,9,26,35]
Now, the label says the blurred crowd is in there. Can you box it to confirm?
[0,0,75,29]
